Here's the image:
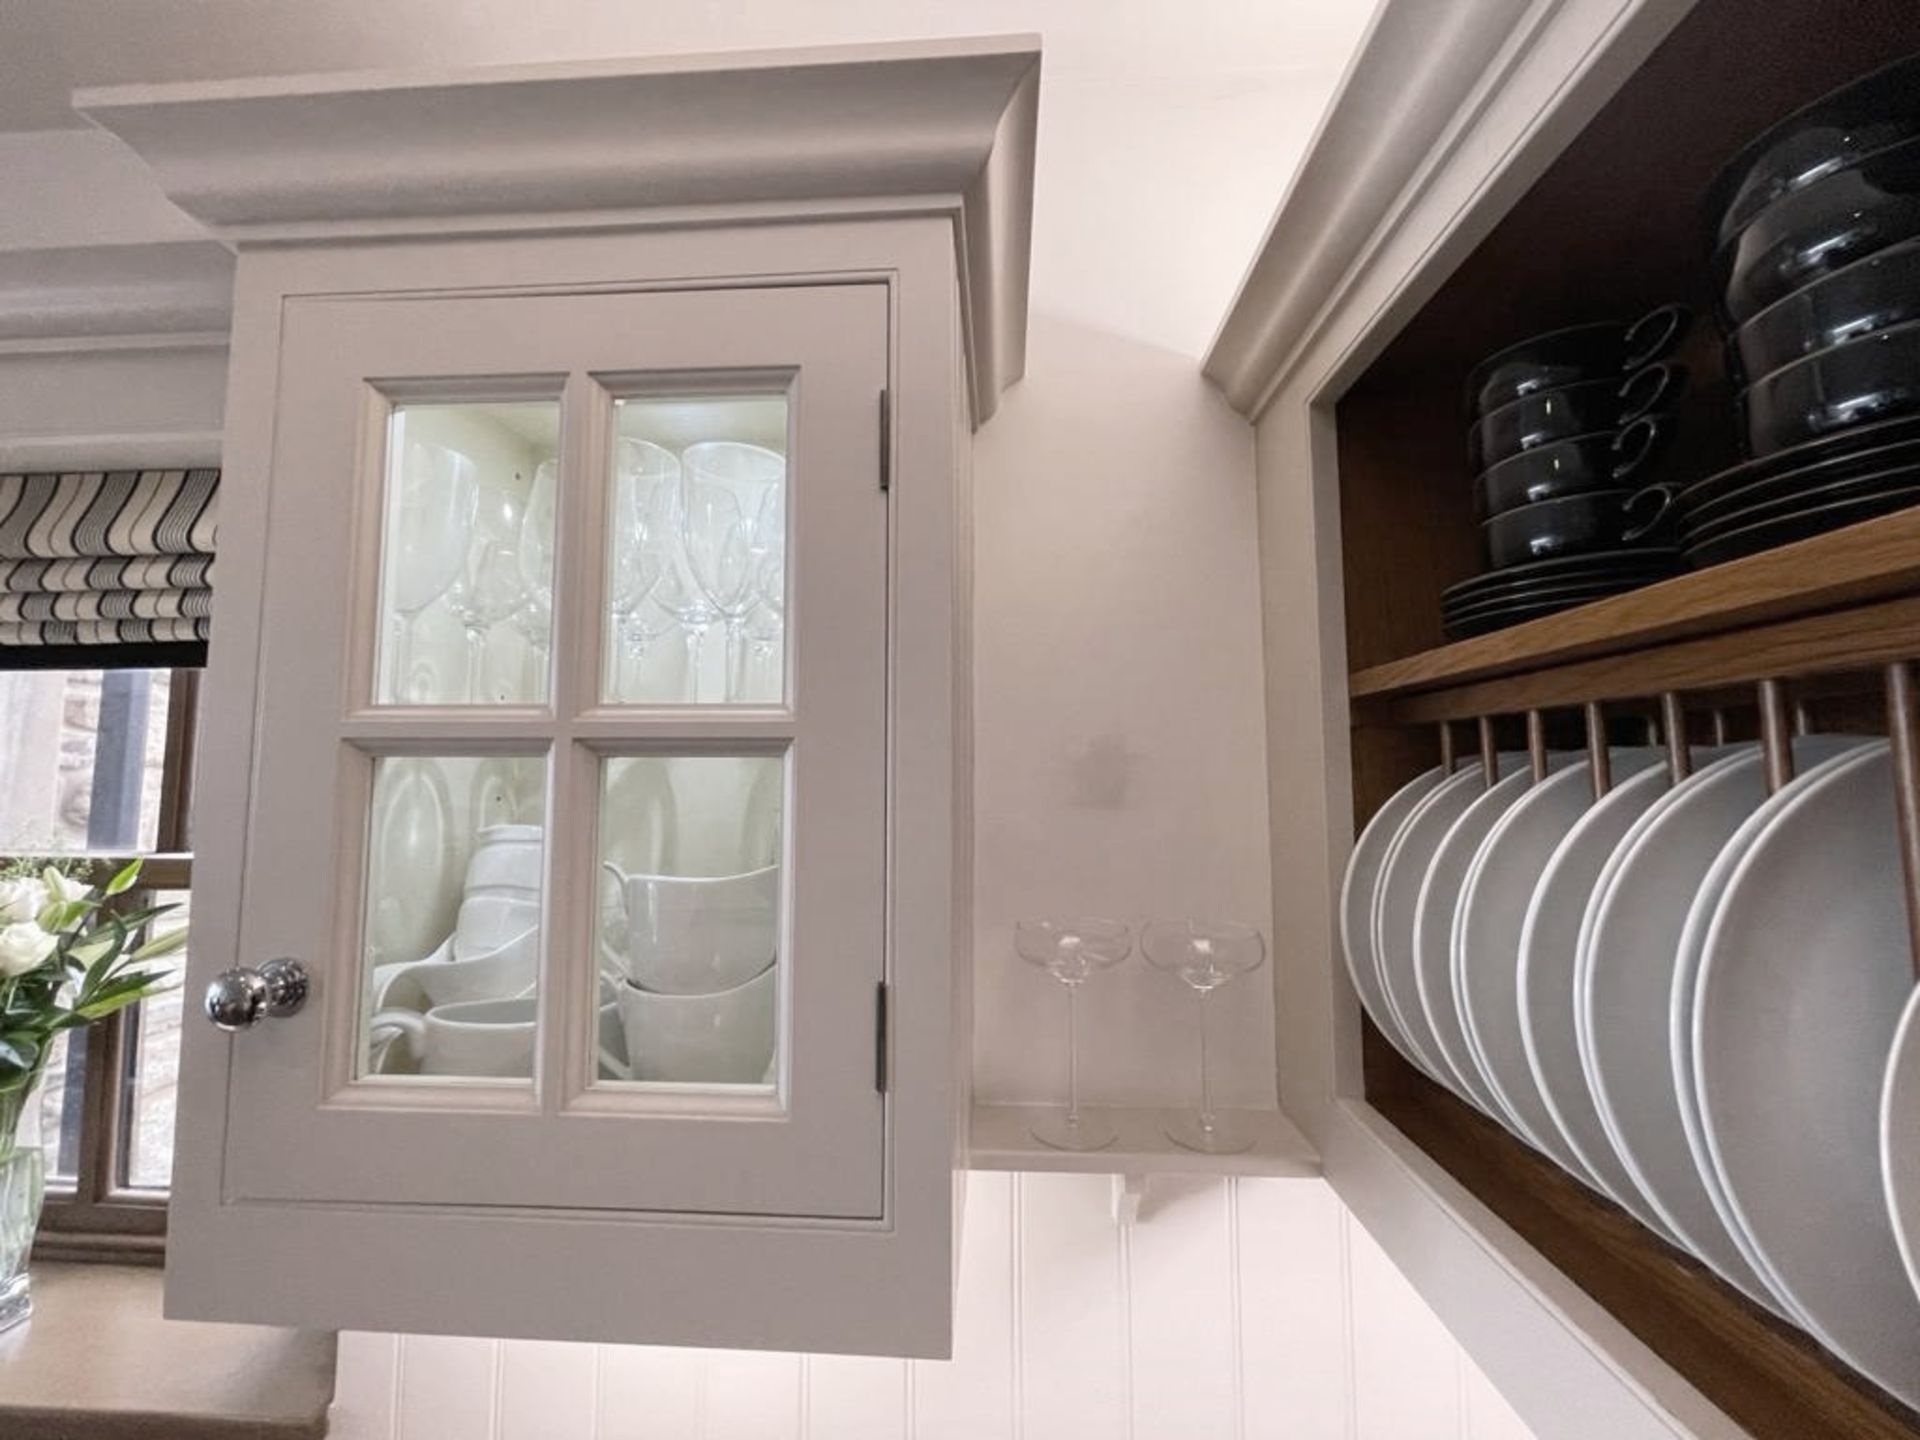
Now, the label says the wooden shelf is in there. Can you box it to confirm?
[968,1104,1319,1178]
[1349,508,1920,708]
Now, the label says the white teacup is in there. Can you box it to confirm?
[454,887,540,961]
[370,926,538,1012]
[617,965,777,1084]
[603,863,778,995]
[371,990,626,1078]
[465,824,543,891]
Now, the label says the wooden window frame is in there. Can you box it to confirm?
[23,669,199,1264]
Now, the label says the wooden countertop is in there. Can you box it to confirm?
[0,1263,335,1439]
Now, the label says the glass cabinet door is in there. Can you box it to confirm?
[222,283,888,1219]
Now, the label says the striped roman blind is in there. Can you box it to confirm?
[0,469,216,669]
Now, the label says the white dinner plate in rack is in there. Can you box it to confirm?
[1372,760,1520,1085]
[1883,988,1920,1314]
[1518,758,1680,1237]
[1410,762,1561,1126]
[1666,737,1872,1318]
[1696,741,1920,1407]
[1456,749,1663,1188]
[1577,742,1800,1313]
[1339,766,1446,1069]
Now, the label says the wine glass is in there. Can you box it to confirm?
[1014,918,1132,1151]
[606,440,681,698]
[447,483,530,703]
[385,442,476,702]
[1141,920,1266,1154]
[681,442,784,701]
[511,459,558,693]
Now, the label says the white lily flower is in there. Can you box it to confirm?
[0,879,46,927]
[42,870,90,906]
[0,922,57,978]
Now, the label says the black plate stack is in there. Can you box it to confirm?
[1444,311,1689,640]
[1677,54,1920,567]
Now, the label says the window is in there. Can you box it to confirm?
[0,666,198,1257]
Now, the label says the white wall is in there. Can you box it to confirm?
[329,1174,1536,1440]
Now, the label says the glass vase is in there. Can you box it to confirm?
[0,1069,47,1335]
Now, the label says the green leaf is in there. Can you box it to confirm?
[0,1034,40,1076]
[104,859,143,896]
[130,925,190,962]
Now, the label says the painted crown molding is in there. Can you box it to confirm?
[0,241,232,471]
[74,36,1039,423]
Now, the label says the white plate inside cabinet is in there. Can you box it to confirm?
[1882,988,1920,1316]
[1456,748,1664,1188]
[1695,740,1920,1408]
[1517,757,1685,1240]
[1340,765,1445,1068]
[1577,742,1812,1315]
[1371,761,1520,1084]
[1414,760,1569,1130]
[1666,738,1872,1315]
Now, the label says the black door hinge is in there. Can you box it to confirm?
[878,388,892,493]
[875,981,890,1093]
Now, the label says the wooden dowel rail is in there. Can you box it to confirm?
[1710,708,1729,746]
[1661,692,1691,784]
[1478,716,1498,788]
[1526,710,1548,783]
[1439,721,1457,775]
[1885,662,1920,984]
[1757,679,1793,794]
[1584,701,1610,797]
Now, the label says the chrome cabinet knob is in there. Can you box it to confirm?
[203,958,310,1031]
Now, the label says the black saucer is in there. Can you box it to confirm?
[1684,487,1920,568]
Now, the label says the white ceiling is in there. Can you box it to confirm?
[0,0,1370,132]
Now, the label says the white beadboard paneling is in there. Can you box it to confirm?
[395,1334,496,1440]
[1235,1177,1352,1439]
[334,1178,1537,1440]
[707,1350,803,1440]
[1017,1171,1129,1439]
[499,1338,597,1440]
[1127,1175,1237,1440]
[804,1354,908,1440]
[598,1346,705,1440]
[1348,1212,1465,1440]
[330,1331,399,1440]
[911,1170,1017,1440]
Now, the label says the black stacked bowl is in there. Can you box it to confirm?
[1443,308,1689,640]
[1677,53,1920,567]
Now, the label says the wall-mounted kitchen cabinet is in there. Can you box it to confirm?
[78,38,1037,1357]
[1208,0,1919,1437]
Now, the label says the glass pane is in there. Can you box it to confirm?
[0,669,172,852]
[121,889,189,1190]
[359,755,547,1080]
[603,397,788,705]
[38,1029,78,1184]
[375,402,559,706]
[596,755,782,1087]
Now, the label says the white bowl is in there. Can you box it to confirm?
[605,864,778,995]
[617,965,776,1084]
[464,824,544,891]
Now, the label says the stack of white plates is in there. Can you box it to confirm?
[1340,738,1920,1407]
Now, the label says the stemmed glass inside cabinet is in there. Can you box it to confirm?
[1142,920,1266,1154]
[604,439,683,700]
[448,484,532,703]
[384,441,476,703]
[681,442,785,701]
[1015,918,1132,1151]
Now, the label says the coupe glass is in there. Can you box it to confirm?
[1014,918,1132,1151]
[1142,920,1266,1153]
